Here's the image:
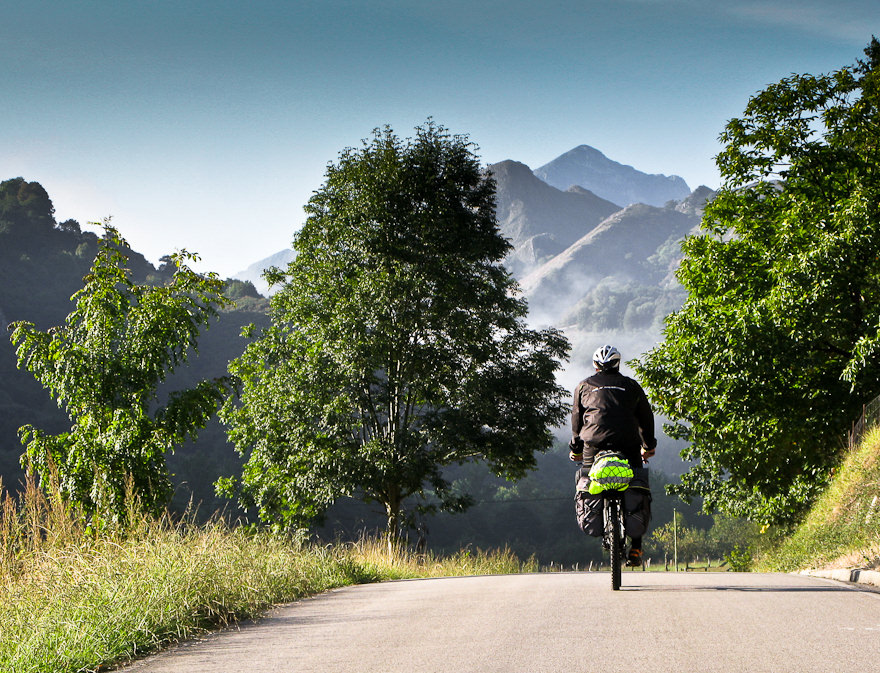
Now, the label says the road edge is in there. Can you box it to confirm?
[798,568,880,589]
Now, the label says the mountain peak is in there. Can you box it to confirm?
[566,145,610,160]
[488,159,536,180]
[673,185,715,216]
[534,145,691,208]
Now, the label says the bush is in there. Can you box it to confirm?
[725,545,755,572]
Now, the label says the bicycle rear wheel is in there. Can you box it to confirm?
[609,498,622,590]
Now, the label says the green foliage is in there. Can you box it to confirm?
[649,511,706,562]
[223,278,262,301]
[222,121,570,537]
[0,177,272,522]
[9,223,235,521]
[0,177,54,235]
[725,545,755,572]
[648,511,763,565]
[564,278,686,332]
[634,39,880,525]
[759,424,880,572]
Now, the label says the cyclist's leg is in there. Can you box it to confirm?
[626,537,643,566]
[624,460,651,567]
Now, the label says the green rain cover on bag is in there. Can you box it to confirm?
[587,452,633,494]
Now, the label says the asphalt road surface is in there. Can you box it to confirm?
[122,571,880,673]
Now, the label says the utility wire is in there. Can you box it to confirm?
[473,496,571,504]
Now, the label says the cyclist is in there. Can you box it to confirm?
[569,344,656,567]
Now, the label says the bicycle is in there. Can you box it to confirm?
[575,448,651,590]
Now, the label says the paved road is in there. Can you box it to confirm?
[122,572,880,673]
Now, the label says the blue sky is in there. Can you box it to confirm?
[2,1,877,276]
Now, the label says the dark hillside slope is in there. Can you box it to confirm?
[490,160,620,277]
[0,178,111,487]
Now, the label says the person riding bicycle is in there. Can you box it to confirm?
[570,344,656,567]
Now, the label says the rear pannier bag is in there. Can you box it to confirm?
[575,488,604,537]
[623,466,652,539]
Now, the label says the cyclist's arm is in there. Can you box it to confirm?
[570,383,585,461]
[633,381,657,457]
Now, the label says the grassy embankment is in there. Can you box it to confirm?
[758,425,880,572]
[0,480,536,673]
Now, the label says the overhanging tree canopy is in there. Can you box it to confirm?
[220,122,570,537]
[634,39,880,526]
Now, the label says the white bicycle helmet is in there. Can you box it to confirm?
[593,344,621,371]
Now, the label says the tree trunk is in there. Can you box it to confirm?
[384,489,402,555]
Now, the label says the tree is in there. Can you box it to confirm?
[10,223,234,521]
[648,513,763,565]
[634,39,880,525]
[0,177,54,228]
[220,122,570,540]
[649,512,711,564]
[706,515,764,559]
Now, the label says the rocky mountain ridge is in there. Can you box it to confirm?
[489,159,621,278]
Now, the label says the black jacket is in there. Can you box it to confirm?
[571,370,656,465]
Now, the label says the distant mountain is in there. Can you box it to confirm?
[490,160,621,277]
[233,248,295,296]
[521,202,701,302]
[519,199,706,358]
[534,145,691,208]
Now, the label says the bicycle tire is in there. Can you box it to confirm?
[610,497,622,590]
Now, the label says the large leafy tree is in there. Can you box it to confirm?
[634,39,880,526]
[221,122,570,538]
[10,223,234,521]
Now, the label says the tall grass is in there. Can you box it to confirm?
[758,425,880,572]
[0,478,536,673]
